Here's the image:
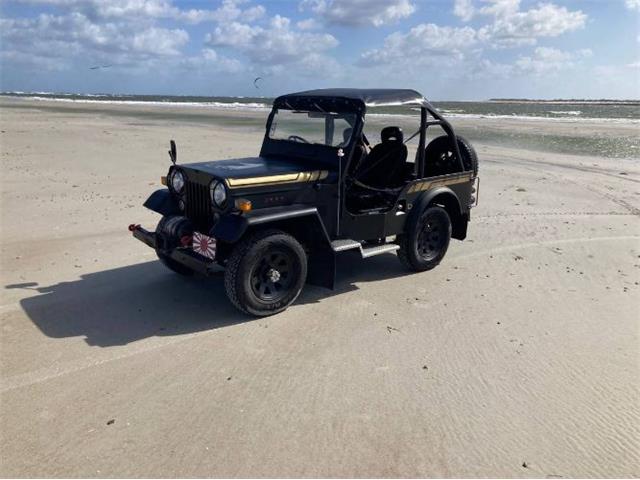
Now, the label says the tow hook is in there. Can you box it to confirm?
[129,223,157,249]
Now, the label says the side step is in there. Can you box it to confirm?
[330,239,400,259]
[361,243,400,258]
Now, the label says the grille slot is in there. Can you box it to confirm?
[185,180,212,232]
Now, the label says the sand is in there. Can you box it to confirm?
[0,98,638,477]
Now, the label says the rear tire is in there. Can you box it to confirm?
[224,229,307,316]
[397,206,451,271]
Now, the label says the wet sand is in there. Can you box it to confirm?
[1,98,638,477]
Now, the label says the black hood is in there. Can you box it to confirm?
[182,156,327,180]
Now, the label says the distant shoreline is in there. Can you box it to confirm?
[1,92,639,105]
[489,98,640,105]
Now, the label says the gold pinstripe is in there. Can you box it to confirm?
[225,170,329,189]
[407,172,473,194]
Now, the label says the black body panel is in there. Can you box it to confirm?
[182,156,331,179]
[212,205,332,244]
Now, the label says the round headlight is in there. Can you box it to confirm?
[170,169,185,194]
[210,181,227,207]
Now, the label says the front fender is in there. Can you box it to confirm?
[210,214,248,243]
[211,205,336,289]
[143,189,180,216]
[211,205,332,246]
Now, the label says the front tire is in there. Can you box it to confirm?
[397,206,451,271]
[224,229,307,316]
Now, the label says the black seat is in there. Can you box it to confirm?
[355,126,408,188]
[338,128,352,148]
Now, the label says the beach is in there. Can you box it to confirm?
[0,97,638,477]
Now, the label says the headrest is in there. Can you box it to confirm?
[381,126,403,143]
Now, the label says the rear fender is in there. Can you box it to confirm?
[411,187,468,240]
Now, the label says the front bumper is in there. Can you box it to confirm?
[128,224,218,276]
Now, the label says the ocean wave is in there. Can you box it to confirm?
[549,110,582,115]
[368,111,640,124]
[442,112,640,124]
[2,95,270,110]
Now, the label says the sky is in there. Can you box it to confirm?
[0,0,639,100]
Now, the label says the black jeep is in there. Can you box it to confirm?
[130,88,479,316]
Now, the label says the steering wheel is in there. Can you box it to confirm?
[287,135,309,144]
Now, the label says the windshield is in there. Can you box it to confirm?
[269,109,357,147]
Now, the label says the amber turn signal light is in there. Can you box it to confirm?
[235,199,252,213]
[160,175,167,186]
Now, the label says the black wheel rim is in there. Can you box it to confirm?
[435,150,456,172]
[417,214,447,261]
[433,147,469,173]
[250,248,297,303]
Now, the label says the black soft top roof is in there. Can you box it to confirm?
[274,88,431,111]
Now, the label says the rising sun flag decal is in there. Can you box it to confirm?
[192,232,216,260]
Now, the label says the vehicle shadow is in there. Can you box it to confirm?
[7,253,408,347]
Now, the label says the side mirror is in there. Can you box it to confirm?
[168,140,177,164]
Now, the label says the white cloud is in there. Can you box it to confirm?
[467,58,514,79]
[451,0,587,47]
[14,0,266,25]
[357,16,592,86]
[454,0,475,21]
[243,5,267,22]
[478,1,587,47]
[2,13,188,60]
[300,0,415,27]
[514,46,591,75]
[479,0,520,17]
[86,0,175,19]
[359,23,477,65]
[178,1,265,24]
[131,27,188,55]
[0,0,280,76]
[206,14,339,72]
[14,0,176,20]
[296,18,321,30]
[625,0,640,10]
[180,48,244,73]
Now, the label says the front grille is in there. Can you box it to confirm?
[185,180,212,232]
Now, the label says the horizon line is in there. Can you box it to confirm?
[1,91,639,103]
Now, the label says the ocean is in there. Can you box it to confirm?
[2,92,639,121]
[2,92,638,159]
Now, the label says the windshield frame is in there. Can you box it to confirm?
[260,103,364,168]
[267,108,358,148]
